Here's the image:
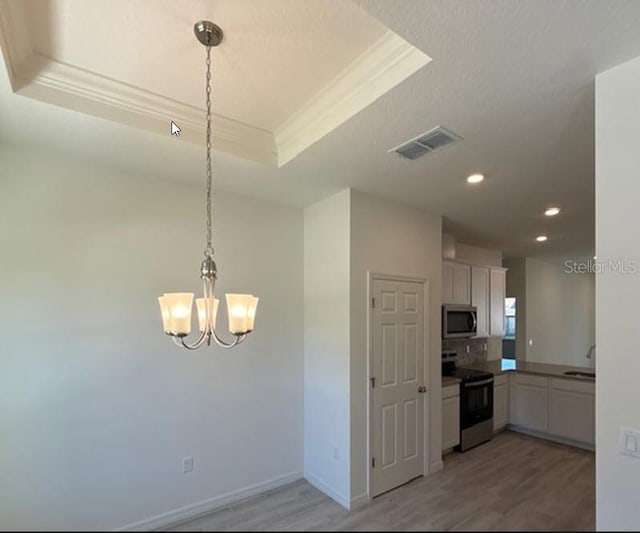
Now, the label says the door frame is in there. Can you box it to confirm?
[367,272,431,501]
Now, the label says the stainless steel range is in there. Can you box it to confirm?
[442,351,494,451]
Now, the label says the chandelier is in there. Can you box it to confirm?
[158,21,258,350]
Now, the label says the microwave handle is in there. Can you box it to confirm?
[468,311,477,332]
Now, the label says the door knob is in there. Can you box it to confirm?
[418,386,427,393]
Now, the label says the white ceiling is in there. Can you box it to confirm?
[1,0,429,166]
[3,0,640,259]
[28,0,385,131]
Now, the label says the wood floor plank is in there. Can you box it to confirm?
[165,431,594,532]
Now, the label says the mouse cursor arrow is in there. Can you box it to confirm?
[170,121,181,136]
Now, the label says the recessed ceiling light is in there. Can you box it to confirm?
[536,235,548,242]
[544,207,561,216]
[467,173,484,184]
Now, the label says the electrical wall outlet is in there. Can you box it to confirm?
[333,446,340,461]
[528,338,534,346]
[465,344,470,354]
[183,456,194,473]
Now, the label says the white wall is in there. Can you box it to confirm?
[595,54,640,530]
[350,190,442,501]
[0,144,304,530]
[442,233,456,259]
[525,258,595,367]
[455,242,503,268]
[441,233,502,267]
[303,190,351,506]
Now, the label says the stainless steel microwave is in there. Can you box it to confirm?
[442,304,477,338]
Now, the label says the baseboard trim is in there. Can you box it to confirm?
[114,470,303,531]
[304,471,350,510]
[508,425,595,452]
[429,459,444,474]
[350,492,369,509]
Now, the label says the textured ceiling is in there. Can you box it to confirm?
[3,0,640,259]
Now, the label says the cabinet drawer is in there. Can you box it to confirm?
[514,373,549,388]
[442,383,460,399]
[550,378,594,395]
[494,374,509,387]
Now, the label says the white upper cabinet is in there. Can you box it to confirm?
[443,260,506,338]
[442,261,470,305]
[471,266,490,337]
[489,267,506,337]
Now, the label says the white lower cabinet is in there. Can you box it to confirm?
[510,373,549,433]
[508,372,595,448]
[442,384,460,451]
[493,374,509,431]
[548,378,595,445]
[440,371,594,454]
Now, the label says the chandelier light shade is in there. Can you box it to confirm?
[158,21,258,350]
[196,297,219,333]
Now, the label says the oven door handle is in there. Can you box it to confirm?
[463,378,494,388]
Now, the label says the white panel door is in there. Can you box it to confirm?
[471,265,490,337]
[371,278,425,497]
[489,268,506,336]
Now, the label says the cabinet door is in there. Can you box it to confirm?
[511,379,548,432]
[549,389,595,444]
[489,268,506,336]
[442,395,460,450]
[452,263,471,304]
[471,266,490,337]
[493,383,509,431]
[442,262,454,304]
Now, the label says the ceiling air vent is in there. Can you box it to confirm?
[390,126,462,160]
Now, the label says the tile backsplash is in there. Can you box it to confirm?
[442,338,488,365]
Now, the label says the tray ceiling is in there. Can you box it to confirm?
[0,0,431,166]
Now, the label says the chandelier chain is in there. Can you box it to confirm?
[205,45,214,258]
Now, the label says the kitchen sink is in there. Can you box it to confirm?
[563,371,596,379]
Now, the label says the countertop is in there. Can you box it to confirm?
[463,359,595,382]
[442,376,461,387]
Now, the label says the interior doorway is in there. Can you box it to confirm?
[369,275,428,498]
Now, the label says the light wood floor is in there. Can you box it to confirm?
[166,431,594,531]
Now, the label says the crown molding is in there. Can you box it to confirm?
[15,53,277,166]
[274,30,432,166]
[0,1,430,168]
